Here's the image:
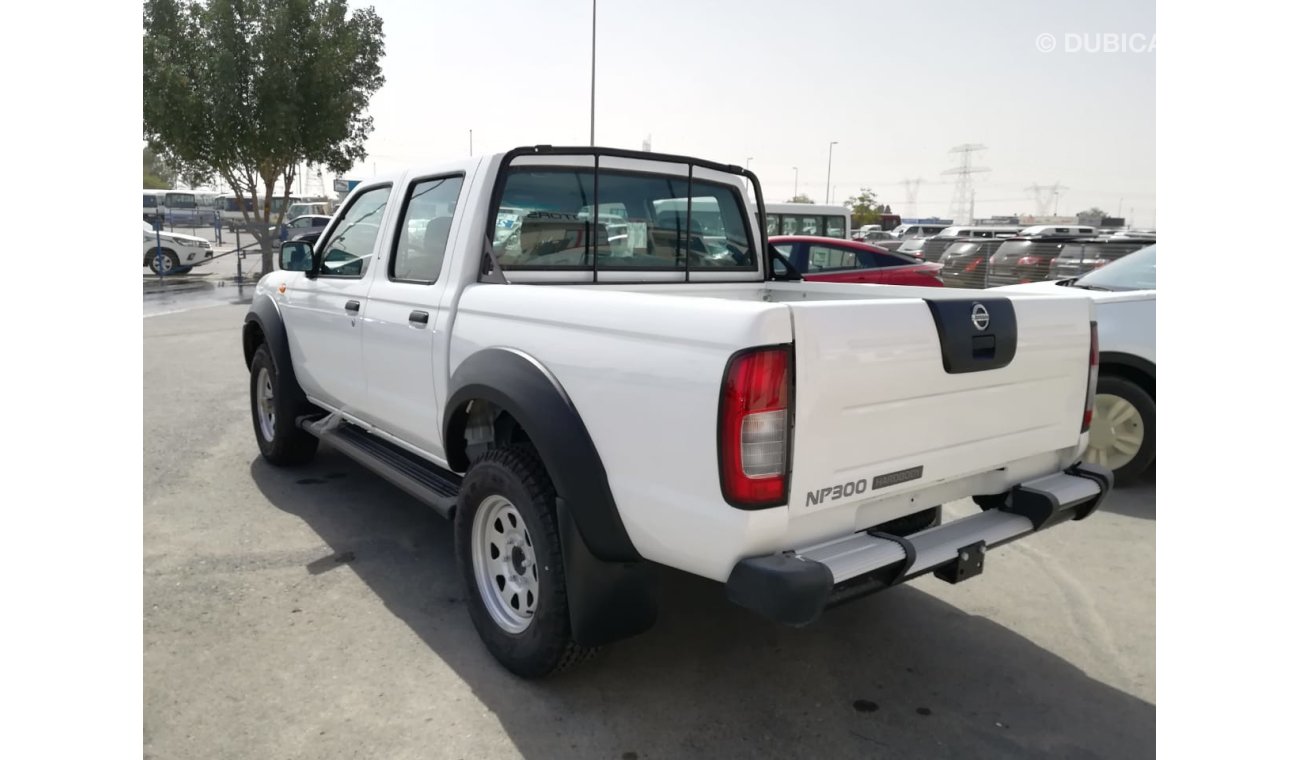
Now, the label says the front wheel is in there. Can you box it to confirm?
[249,344,318,465]
[1084,375,1155,486]
[455,446,594,678]
[148,249,179,275]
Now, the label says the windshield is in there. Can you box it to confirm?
[1073,244,1156,291]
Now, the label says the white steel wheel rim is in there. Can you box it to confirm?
[1084,393,1145,470]
[256,367,276,442]
[471,495,538,634]
[155,254,174,273]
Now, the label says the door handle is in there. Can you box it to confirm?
[345,300,361,313]
[409,310,429,326]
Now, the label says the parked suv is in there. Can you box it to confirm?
[985,230,1098,288]
[918,226,1022,262]
[937,238,1007,289]
[274,214,333,250]
[891,223,950,239]
[142,221,213,275]
[1049,235,1156,280]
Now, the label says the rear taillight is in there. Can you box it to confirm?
[719,346,791,508]
[1082,321,1099,432]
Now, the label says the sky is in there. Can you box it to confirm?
[339,0,1155,226]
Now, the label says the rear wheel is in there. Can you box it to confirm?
[1084,375,1155,486]
[455,446,594,678]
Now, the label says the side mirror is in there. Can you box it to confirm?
[279,240,314,272]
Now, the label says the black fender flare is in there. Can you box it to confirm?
[444,347,638,563]
[444,348,656,647]
[243,293,309,410]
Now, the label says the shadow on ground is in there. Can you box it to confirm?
[251,449,1154,760]
[1099,464,1156,520]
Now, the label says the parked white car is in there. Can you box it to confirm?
[142,222,213,275]
[993,244,1155,485]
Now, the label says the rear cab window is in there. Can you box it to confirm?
[489,159,757,282]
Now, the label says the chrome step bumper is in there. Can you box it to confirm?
[724,463,1112,626]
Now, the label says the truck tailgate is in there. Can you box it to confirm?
[785,292,1091,517]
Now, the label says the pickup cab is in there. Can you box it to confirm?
[243,146,1111,678]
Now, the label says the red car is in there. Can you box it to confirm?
[769,235,944,286]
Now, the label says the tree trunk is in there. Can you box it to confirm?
[260,237,274,277]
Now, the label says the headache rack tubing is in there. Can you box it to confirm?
[484,144,780,283]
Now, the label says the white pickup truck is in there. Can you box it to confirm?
[243,146,1111,678]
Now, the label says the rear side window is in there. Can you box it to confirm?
[825,216,846,238]
[806,244,858,271]
[492,168,754,271]
[391,175,464,283]
[867,251,911,267]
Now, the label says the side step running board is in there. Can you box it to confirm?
[301,415,461,517]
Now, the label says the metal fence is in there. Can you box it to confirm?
[144,215,273,285]
[934,236,1156,290]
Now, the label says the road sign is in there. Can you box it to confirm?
[333,179,350,193]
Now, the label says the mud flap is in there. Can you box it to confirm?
[556,497,658,647]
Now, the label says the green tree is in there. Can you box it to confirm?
[843,187,884,228]
[143,146,174,189]
[1077,206,1108,218]
[143,0,386,273]
[787,193,815,203]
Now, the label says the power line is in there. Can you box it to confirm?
[901,178,923,218]
[940,144,990,224]
[1025,182,1070,216]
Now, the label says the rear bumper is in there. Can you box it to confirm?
[724,463,1111,626]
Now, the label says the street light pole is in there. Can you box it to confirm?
[590,0,596,146]
[825,141,837,203]
[469,129,473,156]
[793,166,799,198]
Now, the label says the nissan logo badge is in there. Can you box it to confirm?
[971,303,990,331]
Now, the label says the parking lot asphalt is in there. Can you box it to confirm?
[144,301,1155,760]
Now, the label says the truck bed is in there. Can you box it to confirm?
[449,279,1093,580]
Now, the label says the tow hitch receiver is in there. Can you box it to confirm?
[934,540,986,584]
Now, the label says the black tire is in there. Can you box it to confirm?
[1090,374,1155,486]
[249,344,318,466]
[454,446,594,678]
[148,249,180,275]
